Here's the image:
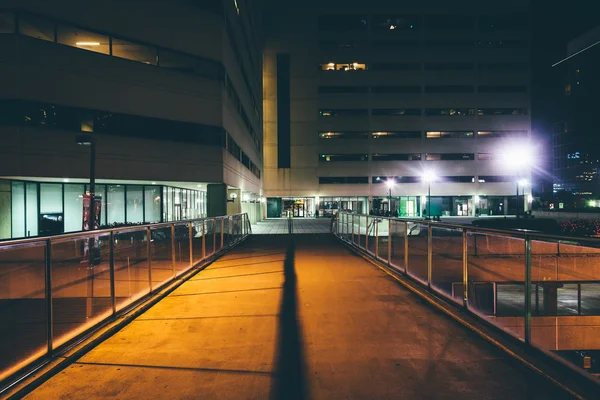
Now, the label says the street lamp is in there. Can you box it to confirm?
[422,171,437,220]
[517,179,529,217]
[501,144,534,218]
[385,179,395,216]
[76,134,96,230]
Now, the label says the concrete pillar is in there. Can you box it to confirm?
[541,282,559,315]
[0,179,11,239]
[207,183,227,217]
[504,196,508,215]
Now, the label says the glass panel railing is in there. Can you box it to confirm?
[205,219,215,258]
[113,228,150,311]
[467,231,526,341]
[191,220,205,264]
[407,222,429,284]
[0,242,47,383]
[376,218,389,261]
[530,238,600,376]
[366,216,376,256]
[431,226,463,304]
[174,223,192,275]
[51,233,113,348]
[389,220,406,273]
[150,227,174,288]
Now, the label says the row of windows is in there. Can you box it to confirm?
[319,62,528,71]
[319,40,528,51]
[319,153,508,162]
[0,9,261,153]
[318,85,528,94]
[317,14,528,32]
[319,175,519,184]
[319,108,528,117]
[0,99,261,179]
[314,130,527,139]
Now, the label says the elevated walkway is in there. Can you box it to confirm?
[15,235,576,399]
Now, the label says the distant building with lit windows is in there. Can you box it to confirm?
[0,1,265,239]
[552,26,600,207]
[263,0,532,218]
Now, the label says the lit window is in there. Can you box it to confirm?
[319,131,368,139]
[426,131,473,139]
[319,62,367,71]
[478,153,495,160]
[372,131,421,139]
[57,25,109,55]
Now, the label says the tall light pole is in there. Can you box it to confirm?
[423,171,437,220]
[501,144,534,218]
[518,179,529,217]
[77,134,96,230]
[385,179,395,216]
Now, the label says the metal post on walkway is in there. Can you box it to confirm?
[202,220,206,259]
[427,224,432,287]
[171,224,176,277]
[524,236,532,345]
[213,219,217,254]
[221,218,225,249]
[351,214,355,243]
[404,222,408,275]
[45,238,53,354]
[189,223,193,268]
[109,231,116,315]
[365,216,369,250]
[388,219,392,266]
[462,228,468,308]
[375,218,379,258]
[147,228,153,291]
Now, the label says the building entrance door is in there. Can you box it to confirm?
[293,201,304,217]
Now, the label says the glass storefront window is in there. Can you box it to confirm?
[126,186,144,223]
[145,186,161,223]
[11,182,25,238]
[64,184,84,233]
[40,184,62,213]
[25,183,38,236]
[107,185,125,224]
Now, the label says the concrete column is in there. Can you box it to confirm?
[504,196,508,215]
[207,183,227,217]
[0,179,11,239]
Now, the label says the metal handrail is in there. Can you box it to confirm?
[0,213,250,392]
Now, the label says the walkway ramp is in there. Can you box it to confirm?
[22,235,573,399]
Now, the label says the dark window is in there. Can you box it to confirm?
[113,38,158,65]
[479,15,529,31]
[318,86,368,94]
[319,131,368,139]
[0,11,16,33]
[372,86,421,93]
[318,15,368,31]
[478,40,527,48]
[424,15,474,31]
[422,40,473,47]
[372,15,419,32]
[372,131,421,139]
[479,86,527,93]
[426,153,474,161]
[319,154,368,162]
[371,40,419,49]
[425,108,474,116]
[425,85,474,93]
[424,62,474,70]
[438,176,475,183]
[371,62,421,71]
[478,108,528,116]
[372,109,421,116]
[477,130,528,138]
[478,175,515,183]
[426,131,473,139]
[373,176,420,183]
[372,153,421,161]
[19,13,55,41]
[479,62,528,71]
[319,109,369,117]
[277,54,291,168]
[319,177,368,184]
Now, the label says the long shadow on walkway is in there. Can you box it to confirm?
[271,238,308,400]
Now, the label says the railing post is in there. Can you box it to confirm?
[351,214,355,243]
[146,228,153,291]
[427,224,432,287]
[221,218,225,249]
[365,216,369,250]
[404,222,408,274]
[171,224,176,277]
[462,228,468,308]
[109,231,116,315]
[388,219,392,266]
[189,223,193,267]
[357,216,361,247]
[202,219,206,259]
[524,235,532,345]
[213,219,217,253]
[45,238,53,355]
[375,218,379,257]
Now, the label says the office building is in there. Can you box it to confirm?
[552,26,600,207]
[263,0,532,218]
[0,0,264,239]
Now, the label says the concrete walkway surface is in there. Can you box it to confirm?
[23,235,573,399]
[251,218,331,234]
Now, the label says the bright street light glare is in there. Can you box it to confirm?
[501,144,535,169]
[422,171,437,183]
[518,179,529,186]
[385,179,395,188]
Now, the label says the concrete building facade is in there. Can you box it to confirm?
[263,0,532,218]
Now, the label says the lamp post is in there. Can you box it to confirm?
[385,179,395,216]
[76,134,96,230]
[423,171,437,220]
[518,179,528,217]
[501,144,534,218]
